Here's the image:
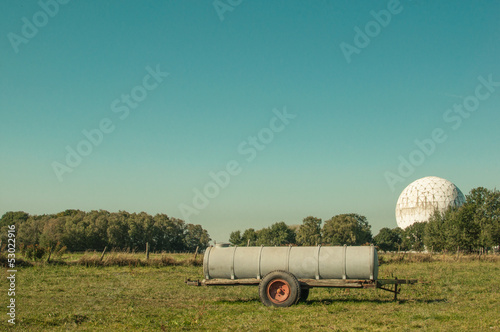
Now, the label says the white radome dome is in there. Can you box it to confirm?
[395,176,466,229]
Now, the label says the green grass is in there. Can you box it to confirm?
[1,254,499,331]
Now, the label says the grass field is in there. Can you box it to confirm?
[1,253,499,331]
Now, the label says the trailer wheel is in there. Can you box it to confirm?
[299,287,309,302]
[259,271,300,307]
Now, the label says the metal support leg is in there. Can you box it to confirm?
[394,277,398,301]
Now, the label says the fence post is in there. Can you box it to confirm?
[46,247,52,263]
[100,246,107,261]
[146,242,149,260]
[194,246,199,261]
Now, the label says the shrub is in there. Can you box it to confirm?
[24,244,46,260]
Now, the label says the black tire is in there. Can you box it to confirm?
[259,271,301,307]
[299,287,309,302]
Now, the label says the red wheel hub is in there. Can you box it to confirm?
[267,279,291,304]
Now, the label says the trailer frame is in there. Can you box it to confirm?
[186,276,417,301]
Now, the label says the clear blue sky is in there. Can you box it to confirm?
[1,0,499,242]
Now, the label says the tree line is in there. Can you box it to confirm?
[0,210,211,253]
[375,187,500,253]
[1,187,497,255]
[229,213,373,247]
[230,187,499,253]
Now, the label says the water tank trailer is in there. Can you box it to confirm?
[186,244,418,307]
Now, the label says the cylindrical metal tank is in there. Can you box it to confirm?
[203,245,378,281]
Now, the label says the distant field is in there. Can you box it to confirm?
[1,253,499,331]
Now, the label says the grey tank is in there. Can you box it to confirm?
[203,245,378,281]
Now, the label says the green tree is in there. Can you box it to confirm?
[127,213,146,250]
[229,230,243,246]
[15,215,47,247]
[136,212,155,250]
[256,222,295,246]
[296,216,322,246]
[107,212,130,250]
[154,215,186,252]
[444,204,480,252]
[401,222,426,251]
[39,217,66,250]
[322,214,372,245]
[424,209,448,252]
[0,211,29,227]
[485,190,500,249]
[424,187,500,253]
[84,210,110,250]
[465,187,500,250]
[241,228,258,246]
[184,224,211,251]
[56,209,83,217]
[373,227,400,252]
[426,198,484,253]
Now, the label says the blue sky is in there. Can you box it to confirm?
[1,0,499,242]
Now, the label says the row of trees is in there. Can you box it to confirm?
[375,187,499,253]
[230,187,499,253]
[229,214,373,247]
[426,187,499,252]
[1,187,497,254]
[373,223,426,252]
[0,210,211,252]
